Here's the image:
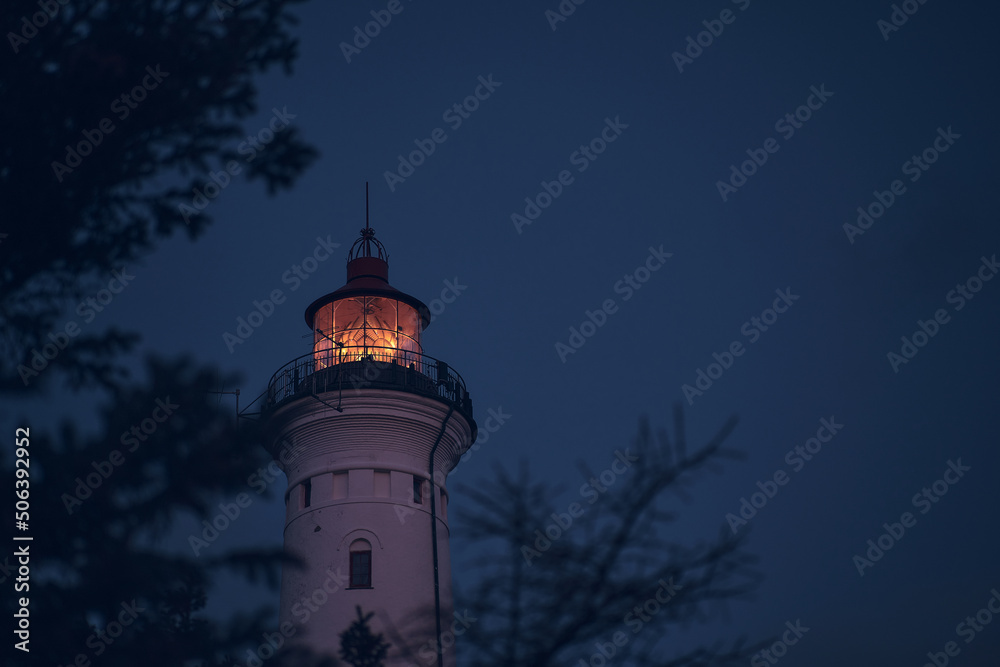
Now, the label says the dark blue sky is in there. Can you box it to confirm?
[10,0,1000,664]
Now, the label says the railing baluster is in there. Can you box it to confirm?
[266,346,470,418]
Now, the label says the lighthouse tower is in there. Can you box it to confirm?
[262,222,475,666]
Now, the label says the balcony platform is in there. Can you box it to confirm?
[265,346,474,424]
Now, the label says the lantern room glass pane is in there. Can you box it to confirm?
[313,304,334,368]
[397,301,421,355]
[312,297,422,366]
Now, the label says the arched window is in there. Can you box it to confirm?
[349,539,372,588]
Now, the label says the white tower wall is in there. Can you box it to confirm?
[267,387,473,666]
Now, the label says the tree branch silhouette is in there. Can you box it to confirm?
[0,0,318,394]
[451,405,764,667]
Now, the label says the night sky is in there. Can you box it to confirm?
[8,0,1000,665]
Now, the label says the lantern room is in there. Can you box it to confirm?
[303,226,430,369]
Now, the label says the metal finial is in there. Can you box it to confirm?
[347,182,387,262]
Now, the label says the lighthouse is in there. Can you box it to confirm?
[262,220,476,666]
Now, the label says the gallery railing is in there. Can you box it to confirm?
[265,346,474,421]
